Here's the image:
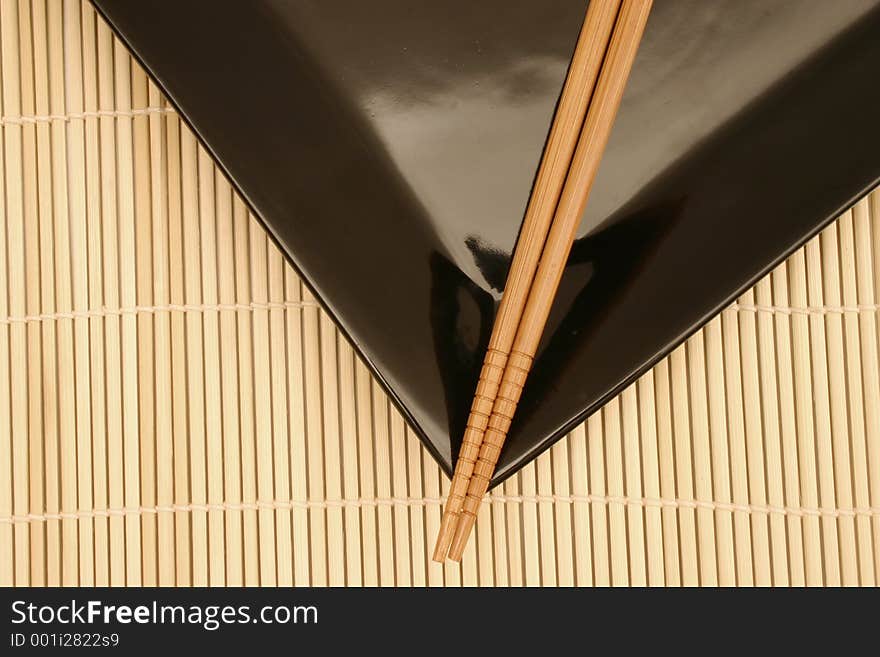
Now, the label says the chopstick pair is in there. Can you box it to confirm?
[433,0,653,563]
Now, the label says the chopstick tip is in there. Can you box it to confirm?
[447,512,476,562]
[432,510,458,562]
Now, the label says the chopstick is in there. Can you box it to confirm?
[431,0,623,563]
[447,0,653,561]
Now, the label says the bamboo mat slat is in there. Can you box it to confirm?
[1,0,879,586]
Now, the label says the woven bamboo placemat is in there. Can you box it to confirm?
[1,0,878,586]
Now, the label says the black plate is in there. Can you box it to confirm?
[93,0,880,484]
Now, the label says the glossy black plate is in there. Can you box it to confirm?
[93,0,880,484]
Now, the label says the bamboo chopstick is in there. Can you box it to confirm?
[432,0,623,563]
[448,0,653,561]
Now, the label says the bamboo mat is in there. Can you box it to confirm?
[1,0,879,587]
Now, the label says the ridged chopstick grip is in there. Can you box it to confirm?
[432,0,623,563]
[444,352,533,562]
[448,0,653,561]
[432,348,507,559]
[471,350,533,482]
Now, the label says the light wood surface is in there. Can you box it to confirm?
[448,0,654,560]
[1,0,878,586]
[433,0,622,562]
